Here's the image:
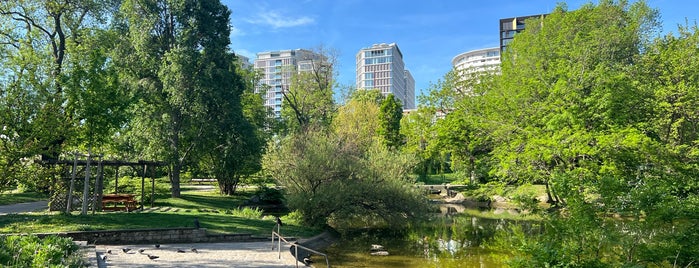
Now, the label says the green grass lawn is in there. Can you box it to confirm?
[0,191,48,206]
[415,173,463,185]
[0,186,321,238]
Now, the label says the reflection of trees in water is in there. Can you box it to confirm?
[409,214,539,260]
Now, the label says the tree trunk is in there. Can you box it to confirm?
[170,164,181,198]
[218,178,239,195]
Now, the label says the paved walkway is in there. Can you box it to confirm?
[0,200,49,215]
[94,241,300,268]
[1,200,308,267]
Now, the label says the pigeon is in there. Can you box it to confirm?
[138,248,146,254]
[100,254,108,261]
[107,249,113,254]
[191,248,198,253]
[155,244,160,248]
[122,248,131,253]
[148,254,159,260]
[276,216,283,227]
[177,249,186,253]
[303,256,313,266]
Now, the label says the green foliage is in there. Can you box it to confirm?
[333,95,381,152]
[109,176,170,203]
[469,2,699,266]
[378,94,404,149]
[281,47,337,133]
[225,207,263,219]
[263,129,430,228]
[0,235,84,267]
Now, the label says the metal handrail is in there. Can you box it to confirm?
[271,225,330,268]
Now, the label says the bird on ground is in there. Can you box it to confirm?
[122,248,131,253]
[107,249,113,254]
[191,248,198,253]
[177,249,186,253]
[275,216,283,227]
[303,256,313,266]
[138,248,146,254]
[155,244,160,248]
[147,254,159,260]
[100,254,108,261]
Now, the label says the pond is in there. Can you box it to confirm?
[322,205,535,268]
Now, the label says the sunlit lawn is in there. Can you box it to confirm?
[0,191,49,206]
[0,186,321,238]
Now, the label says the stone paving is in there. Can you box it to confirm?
[94,241,301,268]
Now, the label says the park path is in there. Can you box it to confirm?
[93,241,299,268]
[0,200,48,215]
[1,195,308,267]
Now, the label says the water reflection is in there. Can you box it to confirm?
[325,207,530,268]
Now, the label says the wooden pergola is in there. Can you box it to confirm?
[39,155,167,214]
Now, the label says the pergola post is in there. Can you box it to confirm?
[66,152,78,213]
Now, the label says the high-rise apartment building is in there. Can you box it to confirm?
[451,47,501,95]
[452,47,501,74]
[254,49,323,117]
[499,14,546,52]
[235,54,252,69]
[356,43,415,110]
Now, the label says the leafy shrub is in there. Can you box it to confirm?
[253,185,284,204]
[226,207,263,219]
[280,210,304,225]
[0,234,85,267]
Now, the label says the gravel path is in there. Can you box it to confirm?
[95,242,300,268]
[0,200,49,215]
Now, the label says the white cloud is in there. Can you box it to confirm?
[246,11,314,29]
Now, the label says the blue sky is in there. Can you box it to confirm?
[222,0,699,103]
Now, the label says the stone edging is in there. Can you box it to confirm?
[5,228,268,245]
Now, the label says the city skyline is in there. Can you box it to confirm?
[224,0,699,104]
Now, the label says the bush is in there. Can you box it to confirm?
[225,207,263,219]
[253,185,284,204]
[0,235,85,267]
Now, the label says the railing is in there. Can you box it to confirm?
[271,225,330,268]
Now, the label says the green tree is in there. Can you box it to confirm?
[400,108,440,179]
[281,47,336,133]
[118,0,243,197]
[201,55,266,195]
[332,89,382,152]
[263,129,429,228]
[482,1,698,266]
[377,93,404,149]
[0,0,118,189]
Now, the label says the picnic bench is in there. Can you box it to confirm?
[101,194,138,212]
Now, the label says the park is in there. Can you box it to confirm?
[2,0,699,267]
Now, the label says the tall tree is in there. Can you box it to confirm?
[0,0,118,188]
[481,1,698,266]
[281,47,336,133]
[333,90,382,153]
[118,0,242,197]
[377,93,404,149]
[201,56,267,195]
